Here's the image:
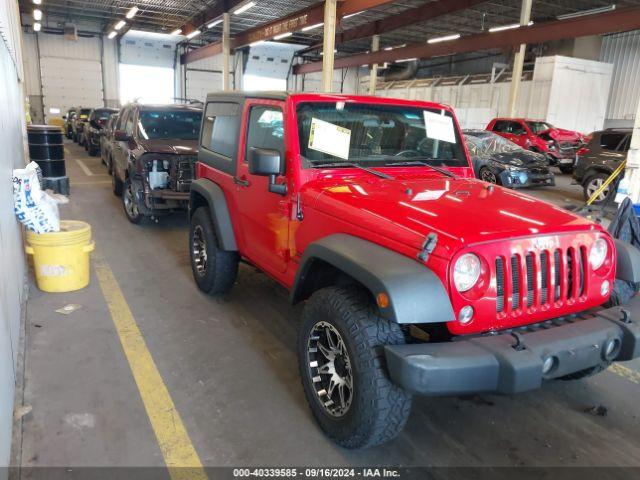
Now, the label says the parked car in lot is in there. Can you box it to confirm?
[84,107,119,156]
[486,117,586,173]
[464,129,554,188]
[573,128,631,204]
[63,108,77,139]
[100,113,119,174]
[111,103,203,223]
[189,91,640,449]
[72,107,92,145]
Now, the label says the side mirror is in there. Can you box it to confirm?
[114,130,131,142]
[248,147,286,195]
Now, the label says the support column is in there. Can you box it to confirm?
[368,35,380,96]
[321,0,338,92]
[618,99,640,204]
[222,12,231,91]
[507,0,532,117]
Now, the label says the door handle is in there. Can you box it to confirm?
[233,176,250,187]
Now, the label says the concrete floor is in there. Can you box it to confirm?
[11,141,640,471]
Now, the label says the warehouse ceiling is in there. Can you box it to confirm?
[19,0,640,54]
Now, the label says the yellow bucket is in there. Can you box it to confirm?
[25,220,95,292]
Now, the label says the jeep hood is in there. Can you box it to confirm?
[138,139,198,155]
[303,173,599,257]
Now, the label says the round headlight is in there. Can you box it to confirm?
[454,253,481,292]
[589,238,608,270]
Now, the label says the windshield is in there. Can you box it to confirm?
[526,121,552,134]
[79,109,91,119]
[297,102,467,168]
[138,110,202,140]
[465,132,523,156]
[95,110,115,120]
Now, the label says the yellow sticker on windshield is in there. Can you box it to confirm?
[308,118,351,160]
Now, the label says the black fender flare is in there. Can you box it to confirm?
[614,239,640,283]
[190,179,237,251]
[291,234,454,324]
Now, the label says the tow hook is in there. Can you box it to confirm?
[620,308,632,324]
[510,332,527,351]
[417,232,438,262]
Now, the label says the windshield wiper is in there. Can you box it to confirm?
[385,160,457,179]
[311,161,394,180]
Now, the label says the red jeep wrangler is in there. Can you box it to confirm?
[189,92,640,448]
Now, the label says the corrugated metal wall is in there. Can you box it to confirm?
[600,30,640,126]
[0,0,28,472]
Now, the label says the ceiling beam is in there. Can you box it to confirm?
[338,0,488,45]
[293,5,640,74]
[180,0,394,65]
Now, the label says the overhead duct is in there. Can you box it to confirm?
[381,60,418,81]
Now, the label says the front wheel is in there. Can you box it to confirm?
[112,170,123,196]
[583,173,613,204]
[298,286,412,449]
[479,167,500,185]
[189,207,239,294]
[122,178,145,224]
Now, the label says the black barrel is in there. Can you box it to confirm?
[27,124,69,194]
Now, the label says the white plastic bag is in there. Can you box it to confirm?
[13,161,60,233]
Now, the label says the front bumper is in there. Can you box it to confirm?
[499,169,555,188]
[385,302,640,396]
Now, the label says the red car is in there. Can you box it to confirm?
[486,117,586,173]
[190,92,640,448]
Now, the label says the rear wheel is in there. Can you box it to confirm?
[583,173,613,204]
[479,167,500,185]
[298,286,412,449]
[112,170,123,196]
[189,206,239,294]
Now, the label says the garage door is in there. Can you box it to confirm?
[186,69,222,102]
[38,35,104,116]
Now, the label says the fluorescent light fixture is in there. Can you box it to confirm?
[301,23,323,32]
[186,29,201,39]
[383,43,406,51]
[397,58,417,63]
[108,31,117,39]
[249,40,264,46]
[343,11,363,19]
[233,1,255,15]
[489,21,533,32]
[170,28,182,35]
[126,6,138,19]
[207,18,222,28]
[115,20,126,30]
[33,0,41,4]
[427,33,460,44]
[557,4,616,20]
[33,22,41,32]
[33,8,42,20]
[274,31,292,40]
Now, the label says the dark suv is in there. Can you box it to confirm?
[573,128,631,204]
[100,113,119,174]
[111,103,203,223]
[84,107,119,156]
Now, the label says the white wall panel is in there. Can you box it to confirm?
[40,56,103,115]
[120,31,177,68]
[102,35,119,107]
[601,30,640,125]
[0,0,28,469]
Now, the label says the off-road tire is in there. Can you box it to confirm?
[298,286,412,449]
[112,171,123,196]
[560,362,611,381]
[189,206,239,294]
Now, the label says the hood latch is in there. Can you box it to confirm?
[417,232,438,263]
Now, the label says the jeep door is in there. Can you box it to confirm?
[234,99,289,275]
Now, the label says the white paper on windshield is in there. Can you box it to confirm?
[423,111,456,144]
[308,118,351,160]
